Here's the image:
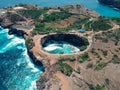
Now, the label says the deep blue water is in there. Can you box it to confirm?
[0,0,120,17]
[0,27,44,90]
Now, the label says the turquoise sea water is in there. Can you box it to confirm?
[0,27,44,90]
[0,0,120,90]
[43,40,80,54]
[0,0,120,17]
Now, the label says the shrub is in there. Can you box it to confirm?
[59,57,75,62]
[77,67,81,74]
[86,63,93,69]
[58,62,73,76]
[78,52,90,63]
[88,83,106,90]
[95,62,108,70]
[79,46,87,51]
[102,50,108,56]
[33,23,52,34]
[25,38,35,49]
[18,9,48,20]
[110,55,120,64]
[105,78,110,85]
[8,13,25,22]
[91,17,112,31]
[42,10,72,22]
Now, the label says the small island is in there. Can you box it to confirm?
[0,4,120,90]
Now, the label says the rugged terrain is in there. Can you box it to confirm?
[0,4,120,90]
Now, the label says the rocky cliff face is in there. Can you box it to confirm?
[41,34,89,48]
[98,0,120,9]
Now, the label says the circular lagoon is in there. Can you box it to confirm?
[41,34,89,54]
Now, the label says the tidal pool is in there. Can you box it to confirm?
[43,40,80,54]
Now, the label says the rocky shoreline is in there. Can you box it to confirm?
[41,34,89,48]
[1,4,120,90]
[0,4,99,90]
[0,5,62,90]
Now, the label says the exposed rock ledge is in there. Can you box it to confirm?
[41,34,89,48]
[0,4,100,90]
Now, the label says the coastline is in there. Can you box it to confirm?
[1,4,120,90]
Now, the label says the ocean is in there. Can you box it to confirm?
[0,0,120,17]
[0,27,44,90]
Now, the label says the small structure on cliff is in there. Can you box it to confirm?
[79,29,86,33]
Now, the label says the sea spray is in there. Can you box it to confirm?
[0,27,43,90]
[43,40,80,54]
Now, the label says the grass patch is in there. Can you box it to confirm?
[110,55,120,64]
[78,52,90,63]
[91,16,112,31]
[59,57,76,62]
[42,10,72,22]
[18,8,48,20]
[95,62,108,70]
[25,38,35,49]
[101,50,108,56]
[86,62,93,69]
[58,62,73,76]
[88,83,106,90]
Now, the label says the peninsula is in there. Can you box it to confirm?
[0,4,120,90]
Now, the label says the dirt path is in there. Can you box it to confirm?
[55,71,72,90]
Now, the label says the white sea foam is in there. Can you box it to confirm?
[43,44,62,51]
[0,26,43,90]
[29,81,36,90]
[0,37,24,53]
[22,47,40,72]
[43,41,80,54]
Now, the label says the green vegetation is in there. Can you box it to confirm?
[25,38,35,49]
[58,62,73,76]
[69,18,90,30]
[91,49,102,60]
[84,21,93,30]
[78,52,90,63]
[110,55,120,64]
[18,9,48,20]
[69,22,82,29]
[78,37,89,51]
[95,62,108,70]
[105,78,110,85]
[88,83,106,90]
[57,56,75,76]
[58,57,76,62]
[101,50,108,56]
[79,46,87,51]
[111,17,120,24]
[77,67,81,74]
[86,62,93,69]
[8,13,24,22]
[15,3,28,7]
[42,10,72,22]
[33,23,52,34]
[33,23,70,34]
[91,17,112,31]
[95,29,120,44]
